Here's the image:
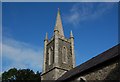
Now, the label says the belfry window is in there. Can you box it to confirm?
[48,46,54,65]
[62,46,67,63]
[48,48,51,65]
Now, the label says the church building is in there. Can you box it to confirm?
[41,8,75,80]
[41,9,119,81]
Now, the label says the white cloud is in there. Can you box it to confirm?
[2,37,43,72]
[63,3,115,27]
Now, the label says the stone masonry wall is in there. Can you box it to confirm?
[41,68,56,80]
[58,38,73,70]
[84,62,118,80]
[75,60,119,81]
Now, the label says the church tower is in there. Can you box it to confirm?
[41,8,75,80]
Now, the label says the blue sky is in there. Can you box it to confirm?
[2,2,118,73]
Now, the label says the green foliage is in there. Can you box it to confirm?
[2,68,41,81]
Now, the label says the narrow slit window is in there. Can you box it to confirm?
[62,46,67,63]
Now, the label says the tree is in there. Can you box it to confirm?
[2,68,41,81]
[34,71,41,80]
[0,73,2,81]
[2,68,17,81]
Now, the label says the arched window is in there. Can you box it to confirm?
[62,46,67,63]
[79,77,87,82]
[48,48,51,65]
[48,46,54,65]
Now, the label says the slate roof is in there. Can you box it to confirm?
[57,44,120,80]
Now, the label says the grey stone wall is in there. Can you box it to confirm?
[56,68,68,79]
[41,68,56,80]
[58,38,73,70]
[84,62,118,80]
[41,68,68,80]
[46,40,54,72]
[74,60,119,81]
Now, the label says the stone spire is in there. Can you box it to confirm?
[54,8,64,37]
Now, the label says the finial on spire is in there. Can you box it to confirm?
[58,8,60,14]
[45,32,48,40]
[70,30,74,38]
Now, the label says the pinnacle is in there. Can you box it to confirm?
[45,32,48,40]
[70,30,74,38]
